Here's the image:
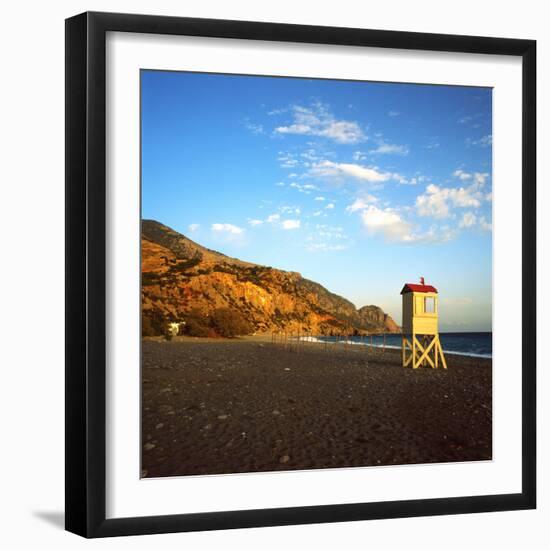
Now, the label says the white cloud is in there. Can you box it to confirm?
[265,212,304,230]
[325,203,335,210]
[275,181,285,187]
[473,172,489,186]
[307,243,348,252]
[370,143,409,156]
[458,115,473,125]
[406,175,428,186]
[458,113,487,128]
[416,183,482,219]
[310,160,393,183]
[479,216,492,232]
[358,206,457,244]
[391,173,410,185]
[345,196,378,213]
[306,224,350,251]
[277,152,299,169]
[478,135,492,147]
[280,206,301,215]
[281,219,301,230]
[456,211,492,232]
[188,223,200,232]
[459,212,477,228]
[388,110,400,117]
[415,187,450,218]
[453,170,489,186]
[453,169,472,181]
[274,102,366,144]
[448,189,482,208]
[315,224,344,235]
[466,134,492,147]
[318,121,365,144]
[352,151,367,161]
[300,149,321,162]
[314,196,325,201]
[244,119,264,134]
[211,223,243,235]
[424,140,440,150]
[312,210,324,217]
[248,219,263,227]
[276,123,310,136]
[289,182,318,194]
[360,206,415,242]
[267,107,287,116]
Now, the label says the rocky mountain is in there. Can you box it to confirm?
[141,220,400,335]
[358,305,400,333]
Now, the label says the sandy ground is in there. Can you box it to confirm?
[141,336,492,478]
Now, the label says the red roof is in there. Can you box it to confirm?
[400,283,438,294]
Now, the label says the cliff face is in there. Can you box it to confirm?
[141,220,400,335]
[358,305,401,334]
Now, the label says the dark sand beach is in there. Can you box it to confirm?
[141,337,492,478]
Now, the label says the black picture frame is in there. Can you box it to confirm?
[65,11,536,538]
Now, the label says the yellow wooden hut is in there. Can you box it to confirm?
[401,278,447,369]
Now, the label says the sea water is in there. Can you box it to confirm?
[301,332,492,359]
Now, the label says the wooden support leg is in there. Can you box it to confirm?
[414,335,436,368]
[402,336,415,367]
[426,336,430,367]
[400,334,447,370]
[438,338,448,369]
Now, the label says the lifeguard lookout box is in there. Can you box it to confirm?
[400,278,447,369]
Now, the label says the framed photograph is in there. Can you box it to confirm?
[65,11,536,537]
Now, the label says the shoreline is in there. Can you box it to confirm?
[144,333,493,360]
[141,338,492,478]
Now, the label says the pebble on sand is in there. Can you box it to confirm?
[144,443,156,451]
[279,455,290,464]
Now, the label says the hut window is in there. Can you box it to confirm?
[424,297,435,313]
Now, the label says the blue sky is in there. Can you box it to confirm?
[141,70,493,331]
